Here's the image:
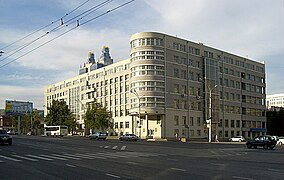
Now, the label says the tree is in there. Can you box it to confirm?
[45,100,77,134]
[85,102,112,132]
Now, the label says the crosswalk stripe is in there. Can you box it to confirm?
[112,146,118,150]
[121,146,126,150]
[26,155,53,161]
[51,154,81,160]
[64,153,93,160]
[0,155,22,162]
[40,154,67,161]
[104,146,109,149]
[12,155,38,162]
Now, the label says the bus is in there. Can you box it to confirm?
[44,125,68,136]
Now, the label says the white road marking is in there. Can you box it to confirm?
[40,154,67,161]
[105,173,121,179]
[104,146,109,149]
[64,153,92,159]
[267,168,282,172]
[0,155,22,162]
[167,158,177,161]
[12,155,39,162]
[211,163,225,166]
[51,154,81,160]
[112,146,118,150]
[26,155,53,161]
[170,168,186,172]
[121,146,126,150]
[127,161,138,165]
[66,164,76,168]
[232,176,253,180]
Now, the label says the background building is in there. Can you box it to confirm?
[266,93,284,109]
[44,32,266,140]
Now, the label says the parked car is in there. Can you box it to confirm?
[277,136,284,145]
[229,136,245,142]
[89,132,107,140]
[246,135,277,149]
[119,134,139,141]
[0,129,12,145]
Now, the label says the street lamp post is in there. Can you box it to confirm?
[208,84,218,143]
[130,89,140,137]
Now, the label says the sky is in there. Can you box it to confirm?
[0,0,283,109]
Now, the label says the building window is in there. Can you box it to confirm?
[231,131,234,137]
[197,117,201,126]
[174,99,179,109]
[182,116,187,125]
[125,121,129,128]
[174,84,179,93]
[181,85,186,94]
[190,130,194,136]
[174,68,179,78]
[197,130,201,136]
[181,70,187,79]
[174,116,179,125]
[115,122,118,129]
[231,120,235,128]
[225,131,228,137]
[190,117,194,126]
[189,86,194,95]
[182,100,186,109]
[120,122,123,128]
[225,119,229,127]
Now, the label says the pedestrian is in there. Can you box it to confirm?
[215,135,219,142]
[175,133,179,141]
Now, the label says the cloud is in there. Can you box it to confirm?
[0,85,43,109]
[144,0,284,59]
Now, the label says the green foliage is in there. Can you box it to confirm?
[45,100,78,133]
[85,102,112,132]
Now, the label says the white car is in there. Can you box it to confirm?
[229,136,245,142]
[277,136,284,145]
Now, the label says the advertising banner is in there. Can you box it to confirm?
[5,100,33,115]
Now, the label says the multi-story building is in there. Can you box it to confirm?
[266,94,284,109]
[44,32,266,140]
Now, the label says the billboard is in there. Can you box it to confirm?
[5,100,33,115]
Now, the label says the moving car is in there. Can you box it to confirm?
[277,136,284,145]
[246,135,277,149]
[0,129,12,145]
[119,134,139,141]
[229,136,245,142]
[89,132,107,140]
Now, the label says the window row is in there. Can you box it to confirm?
[173,99,202,110]
[130,50,164,57]
[130,38,164,48]
[173,116,203,127]
[131,70,164,77]
[131,55,165,61]
[131,65,164,71]
[219,119,241,128]
[173,84,201,96]
[131,81,165,88]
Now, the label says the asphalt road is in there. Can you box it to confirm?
[0,136,283,180]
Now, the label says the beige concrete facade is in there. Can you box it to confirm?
[44,32,266,140]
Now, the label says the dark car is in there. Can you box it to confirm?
[119,134,139,141]
[0,130,12,145]
[246,135,277,149]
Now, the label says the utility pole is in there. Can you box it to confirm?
[130,89,141,137]
[208,84,218,143]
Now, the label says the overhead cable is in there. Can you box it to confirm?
[0,0,135,69]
